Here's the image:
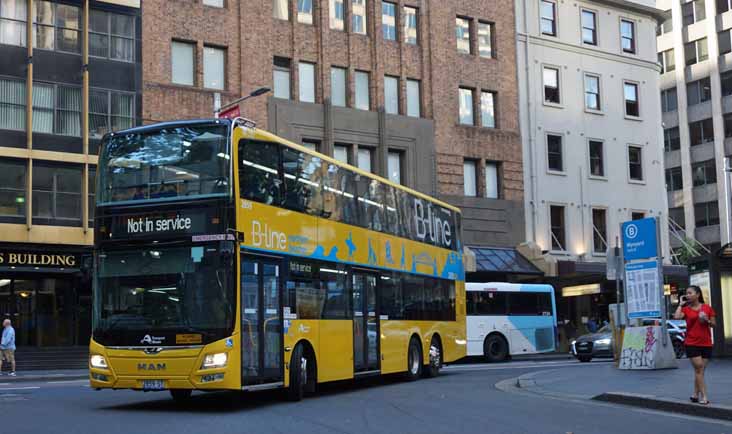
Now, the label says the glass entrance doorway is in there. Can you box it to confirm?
[0,275,89,347]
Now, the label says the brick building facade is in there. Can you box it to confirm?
[141,0,525,255]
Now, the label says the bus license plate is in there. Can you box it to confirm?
[142,380,166,390]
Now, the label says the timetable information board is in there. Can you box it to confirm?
[625,260,661,319]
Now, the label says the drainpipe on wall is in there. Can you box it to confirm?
[521,0,538,244]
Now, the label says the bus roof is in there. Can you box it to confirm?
[246,126,462,214]
[466,282,554,293]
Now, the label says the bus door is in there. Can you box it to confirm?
[352,270,380,373]
[240,256,283,386]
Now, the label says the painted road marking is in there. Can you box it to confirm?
[0,386,40,391]
[47,379,88,384]
[446,361,613,371]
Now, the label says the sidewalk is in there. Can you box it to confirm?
[0,369,88,383]
[501,359,732,421]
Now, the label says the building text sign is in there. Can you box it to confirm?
[0,251,78,268]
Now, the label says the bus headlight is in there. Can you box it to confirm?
[90,354,109,369]
[201,352,228,369]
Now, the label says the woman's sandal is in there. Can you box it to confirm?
[698,399,711,405]
[690,396,699,403]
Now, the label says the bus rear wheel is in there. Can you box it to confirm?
[405,337,423,381]
[423,337,442,378]
[170,389,192,403]
[484,334,509,363]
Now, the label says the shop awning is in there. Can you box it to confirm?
[468,246,543,275]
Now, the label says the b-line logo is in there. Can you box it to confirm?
[625,223,638,240]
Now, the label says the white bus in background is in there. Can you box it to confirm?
[466,283,557,362]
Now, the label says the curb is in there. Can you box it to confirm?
[1,373,88,383]
[593,393,732,421]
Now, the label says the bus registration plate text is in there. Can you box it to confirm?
[142,380,166,390]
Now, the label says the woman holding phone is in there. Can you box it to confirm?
[674,285,716,405]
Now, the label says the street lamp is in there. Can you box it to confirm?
[215,87,271,118]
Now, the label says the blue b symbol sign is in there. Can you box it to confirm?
[621,218,658,261]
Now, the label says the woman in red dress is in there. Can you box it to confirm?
[673,285,716,405]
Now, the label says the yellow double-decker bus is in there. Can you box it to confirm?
[89,118,465,402]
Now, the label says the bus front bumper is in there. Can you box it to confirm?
[89,338,240,391]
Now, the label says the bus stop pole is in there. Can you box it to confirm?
[614,237,622,365]
[657,217,668,347]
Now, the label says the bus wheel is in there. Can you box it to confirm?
[484,334,509,363]
[170,389,192,403]
[423,337,442,378]
[405,337,423,381]
[287,344,307,401]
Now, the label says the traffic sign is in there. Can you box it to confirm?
[621,218,658,261]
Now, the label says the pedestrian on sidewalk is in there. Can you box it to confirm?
[674,285,715,405]
[1,318,16,376]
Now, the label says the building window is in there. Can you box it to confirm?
[581,10,597,45]
[661,87,677,112]
[720,30,731,55]
[478,21,493,58]
[0,0,26,47]
[403,6,418,44]
[382,2,396,40]
[354,70,369,110]
[689,118,714,146]
[301,139,318,152]
[588,140,604,177]
[172,41,195,86]
[32,83,53,134]
[543,66,560,104]
[203,46,225,90]
[456,17,471,54]
[480,91,496,128]
[685,38,708,66]
[203,0,224,6]
[682,0,705,26]
[550,205,566,251]
[406,79,420,117]
[584,74,600,111]
[665,167,683,191]
[463,160,477,196]
[547,134,563,172]
[621,19,635,54]
[459,87,474,125]
[334,144,349,163]
[273,56,291,99]
[628,145,643,181]
[298,0,313,24]
[658,49,675,74]
[724,113,732,137]
[384,75,399,114]
[299,62,315,103]
[695,201,720,227]
[90,9,135,62]
[592,208,607,253]
[0,77,26,130]
[388,151,402,184]
[33,1,54,50]
[273,0,289,20]
[722,70,732,96]
[89,89,134,138]
[664,127,680,151]
[656,13,673,35]
[54,3,80,53]
[330,0,344,30]
[669,206,685,229]
[55,85,81,136]
[485,162,499,199]
[720,0,732,14]
[631,212,645,220]
[541,0,556,36]
[357,147,372,172]
[686,77,711,106]
[32,164,83,223]
[623,82,639,117]
[352,0,366,35]
[0,158,26,218]
[692,159,717,186]
[330,67,347,107]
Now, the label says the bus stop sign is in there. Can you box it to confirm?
[622,218,658,261]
